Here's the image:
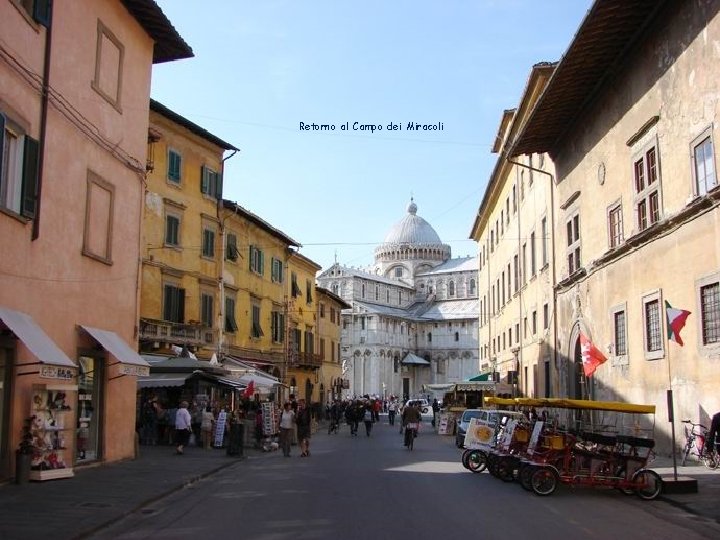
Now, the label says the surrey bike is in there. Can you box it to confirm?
[681,420,718,469]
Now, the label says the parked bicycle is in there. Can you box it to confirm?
[681,420,718,469]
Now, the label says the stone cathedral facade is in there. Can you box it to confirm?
[317,200,479,399]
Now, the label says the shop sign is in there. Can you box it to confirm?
[119,364,150,377]
[261,402,277,436]
[214,411,227,447]
[40,365,76,380]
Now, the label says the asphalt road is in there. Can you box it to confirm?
[90,419,720,540]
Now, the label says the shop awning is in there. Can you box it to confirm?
[79,325,150,375]
[468,372,493,382]
[239,372,281,390]
[455,381,496,392]
[0,306,75,367]
[197,372,247,390]
[137,373,189,388]
[401,353,430,365]
[424,383,456,392]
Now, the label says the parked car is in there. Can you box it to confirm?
[455,408,485,447]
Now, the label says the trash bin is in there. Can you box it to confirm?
[226,423,244,457]
[15,451,31,484]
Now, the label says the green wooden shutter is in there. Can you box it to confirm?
[21,136,40,218]
[177,287,185,323]
[33,0,52,27]
[200,165,209,194]
[215,172,223,199]
[259,250,264,275]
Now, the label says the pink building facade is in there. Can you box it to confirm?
[0,0,191,481]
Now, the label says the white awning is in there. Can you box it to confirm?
[239,372,281,390]
[79,325,150,372]
[0,307,75,367]
[401,352,431,365]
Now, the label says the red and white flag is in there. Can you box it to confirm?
[242,380,255,399]
[580,332,607,378]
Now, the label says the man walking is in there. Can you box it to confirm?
[174,401,192,455]
[296,399,312,456]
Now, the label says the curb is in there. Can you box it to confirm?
[71,456,244,540]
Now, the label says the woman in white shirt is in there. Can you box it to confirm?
[279,402,296,457]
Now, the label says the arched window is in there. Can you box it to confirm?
[332,284,339,294]
[361,283,366,298]
[375,286,379,300]
[393,357,399,373]
[455,332,459,342]
[448,281,455,297]
[428,332,432,342]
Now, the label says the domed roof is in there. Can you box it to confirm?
[382,199,443,245]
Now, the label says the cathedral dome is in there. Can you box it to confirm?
[382,199,443,245]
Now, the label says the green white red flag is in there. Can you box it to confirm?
[580,332,607,377]
[666,301,691,346]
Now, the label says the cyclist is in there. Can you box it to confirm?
[402,401,422,447]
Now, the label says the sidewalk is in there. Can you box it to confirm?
[0,444,253,540]
[1,441,719,540]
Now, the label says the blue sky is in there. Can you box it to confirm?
[152,0,593,271]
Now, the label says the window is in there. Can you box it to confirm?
[395,267,403,278]
[700,282,720,345]
[165,213,180,246]
[530,232,536,276]
[543,303,549,330]
[386,290,390,303]
[642,292,663,360]
[249,245,264,275]
[427,332,432,342]
[522,243,527,284]
[0,114,39,218]
[360,316,366,330]
[167,149,181,183]
[201,292,213,327]
[291,272,301,298]
[271,311,285,342]
[92,21,124,111]
[613,308,627,356]
[513,255,519,293]
[163,284,185,323]
[500,211,504,235]
[608,203,623,248]
[226,233,239,261]
[375,285,379,301]
[201,227,215,258]
[200,165,222,199]
[454,332,459,342]
[469,279,476,296]
[319,303,325,318]
[225,296,238,333]
[634,145,662,231]
[566,214,580,275]
[532,310,537,335]
[398,291,402,305]
[490,230,495,253]
[320,339,326,360]
[512,185,517,213]
[692,131,717,196]
[541,217,548,267]
[251,304,263,338]
[306,280,313,304]
[271,258,284,283]
[14,0,51,25]
[362,283,366,299]
[505,198,510,224]
[448,281,455,297]
[515,323,520,344]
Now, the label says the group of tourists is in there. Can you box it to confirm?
[278,396,313,457]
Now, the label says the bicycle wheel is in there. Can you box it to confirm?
[519,464,535,491]
[461,449,472,469]
[633,469,662,500]
[702,453,719,470]
[468,450,487,473]
[530,467,558,496]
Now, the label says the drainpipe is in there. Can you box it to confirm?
[32,4,54,241]
[506,156,557,397]
[216,150,238,359]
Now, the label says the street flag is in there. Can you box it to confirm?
[243,380,255,399]
[580,332,607,377]
[666,301,691,346]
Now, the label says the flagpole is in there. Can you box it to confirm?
[667,335,678,481]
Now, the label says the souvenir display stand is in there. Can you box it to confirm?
[29,384,76,481]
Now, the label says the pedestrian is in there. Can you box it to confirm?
[345,400,358,436]
[373,398,381,422]
[174,401,192,454]
[388,398,398,426]
[279,402,295,457]
[431,398,440,427]
[200,405,215,449]
[363,403,375,436]
[296,399,312,456]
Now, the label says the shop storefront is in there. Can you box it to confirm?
[0,307,149,482]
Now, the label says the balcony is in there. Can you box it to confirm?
[290,351,322,368]
[139,318,215,348]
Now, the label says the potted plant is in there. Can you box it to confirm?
[16,416,36,484]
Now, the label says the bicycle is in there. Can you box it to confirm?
[405,422,418,450]
[681,420,718,469]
